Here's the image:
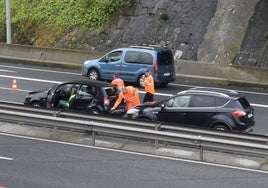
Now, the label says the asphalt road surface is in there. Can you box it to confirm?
[0,133,268,188]
[1,61,268,135]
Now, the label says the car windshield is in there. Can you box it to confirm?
[50,84,59,93]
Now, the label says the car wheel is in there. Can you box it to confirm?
[31,101,41,107]
[138,116,151,121]
[213,124,229,131]
[91,109,101,115]
[88,69,100,80]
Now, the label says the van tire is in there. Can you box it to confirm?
[88,69,100,80]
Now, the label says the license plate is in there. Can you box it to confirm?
[248,113,253,118]
[164,72,170,76]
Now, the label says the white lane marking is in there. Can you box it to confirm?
[0,87,31,92]
[170,83,268,96]
[0,64,80,75]
[0,69,15,73]
[0,74,61,84]
[0,156,13,161]
[0,132,267,174]
[0,75,268,108]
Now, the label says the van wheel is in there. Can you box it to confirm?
[213,124,229,131]
[88,69,100,80]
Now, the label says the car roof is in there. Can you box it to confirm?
[178,87,241,98]
[113,45,171,52]
[65,80,111,87]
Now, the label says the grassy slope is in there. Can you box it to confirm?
[0,0,130,46]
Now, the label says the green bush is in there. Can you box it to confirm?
[0,0,132,44]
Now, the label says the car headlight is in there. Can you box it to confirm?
[83,60,91,66]
[127,108,139,115]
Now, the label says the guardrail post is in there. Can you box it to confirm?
[154,123,162,148]
[195,136,203,161]
[91,131,96,146]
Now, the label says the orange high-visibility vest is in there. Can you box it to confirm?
[111,78,125,88]
[142,75,155,94]
[113,86,140,110]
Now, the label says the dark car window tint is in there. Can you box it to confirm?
[140,52,153,64]
[125,51,153,64]
[125,51,141,63]
[165,95,191,107]
[215,97,228,106]
[157,50,173,65]
[191,95,215,107]
[235,97,250,109]
[79,85,97,96]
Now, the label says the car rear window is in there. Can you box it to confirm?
[157,50,173,65]
[235,97,251,109]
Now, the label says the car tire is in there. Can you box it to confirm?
[31,101,41,107]
[138,116,151,121]
[213,124,229,131]
[88,69,100,80]
[91,109,101,115]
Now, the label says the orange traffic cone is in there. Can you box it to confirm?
[11,77,18,91]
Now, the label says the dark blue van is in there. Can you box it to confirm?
[81,45,176,86]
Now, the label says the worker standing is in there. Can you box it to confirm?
[141,69,155,103]
[110,73,125,92]
[111,86,140,110]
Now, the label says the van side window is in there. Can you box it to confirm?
[125,51,153,64]
[101,51,122,62]
[140,52,153,64]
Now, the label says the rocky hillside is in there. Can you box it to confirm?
[2,0,268,67]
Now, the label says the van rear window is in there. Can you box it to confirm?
[157,51,173,65]
[125,51,153,64]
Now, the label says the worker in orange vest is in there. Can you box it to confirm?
[111,86,140,110]
[141,69,155,103]
[110,73,125,92]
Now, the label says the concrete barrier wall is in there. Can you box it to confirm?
[1,43,268,87]
[0,43,104,68]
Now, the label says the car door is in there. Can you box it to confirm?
[99,50,123,80]
[50,83,77,108]
[156,95,192,124]
[74,84,97,111]
[120,51,153,82]
[183,95,217,128]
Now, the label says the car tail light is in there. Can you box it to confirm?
[232,110,246,118]
[153,62,158,74]
[104,97,110,106]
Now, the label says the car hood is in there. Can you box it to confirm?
[27,89,50,97]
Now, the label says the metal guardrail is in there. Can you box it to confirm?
[0,102,268,160]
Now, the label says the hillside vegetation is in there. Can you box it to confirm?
[0,0,131,46]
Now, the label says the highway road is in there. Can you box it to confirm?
[1,61,268,187]
[1,61,268,135]
[0,133,268,188]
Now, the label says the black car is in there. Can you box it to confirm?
[24,80,119,115]
[126,87,255,133]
